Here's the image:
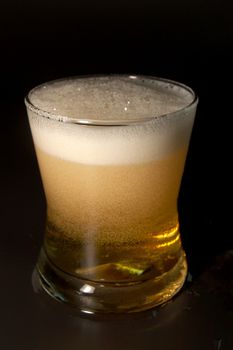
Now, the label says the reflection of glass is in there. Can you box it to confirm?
[25,75,198,314]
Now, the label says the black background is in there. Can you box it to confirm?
[0,1,232,348]
[1,0,231,266]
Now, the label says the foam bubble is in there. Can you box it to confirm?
[27,76,196,164]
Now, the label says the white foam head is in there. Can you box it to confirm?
[26,76,197,164]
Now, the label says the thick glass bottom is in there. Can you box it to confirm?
[36,248,187,314]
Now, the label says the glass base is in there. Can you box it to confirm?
[35,248,187,314]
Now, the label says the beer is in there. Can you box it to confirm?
[26,76,197,312]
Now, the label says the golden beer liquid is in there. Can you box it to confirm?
[35,144,187,283]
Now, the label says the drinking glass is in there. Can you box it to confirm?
[25,75,198,314]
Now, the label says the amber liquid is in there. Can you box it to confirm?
[36,146,187,284]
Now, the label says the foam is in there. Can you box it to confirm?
[27,76,196,165]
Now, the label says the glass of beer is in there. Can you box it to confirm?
[25,75,198,314]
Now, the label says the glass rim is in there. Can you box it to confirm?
[24,74,198,126]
